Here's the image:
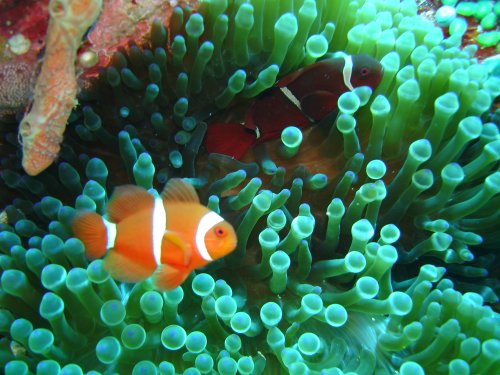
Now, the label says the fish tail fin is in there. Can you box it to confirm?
[72,211,108,259]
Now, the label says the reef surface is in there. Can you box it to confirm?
[0,0,499,374]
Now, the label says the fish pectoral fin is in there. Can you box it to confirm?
[162,232,192,266]
[300,90,338,120]
[106,185,154,223]
[204,122,256,159]
[153,264,189,290]
[103,250,154,283]
[161,178,200,203]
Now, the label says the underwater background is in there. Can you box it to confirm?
[0,0,499,374]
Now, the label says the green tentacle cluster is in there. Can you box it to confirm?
[1,0,499,374]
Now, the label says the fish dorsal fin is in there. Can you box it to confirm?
[161,178,199,203]
[107,185,154,223]
[277,66,304,88]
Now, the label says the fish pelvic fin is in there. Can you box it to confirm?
[103,251,154,283]
[153,264,190,290]
[72,211,107,259]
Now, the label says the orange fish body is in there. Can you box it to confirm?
[72,179,237,290]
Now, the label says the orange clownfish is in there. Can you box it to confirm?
[72,178,237,290]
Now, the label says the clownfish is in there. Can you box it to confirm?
[72,178,237,290]
[205,53,383,158]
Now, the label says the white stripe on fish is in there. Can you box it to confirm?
[196,211,224,261]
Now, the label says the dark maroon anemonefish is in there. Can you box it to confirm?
[205,53,384,159]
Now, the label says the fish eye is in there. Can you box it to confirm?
[360,67,370,76]
[214,227,226,237]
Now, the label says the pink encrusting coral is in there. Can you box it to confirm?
[0,0,50,56]
[0,0,49,118]
[0,62,35,117]
[17,0,103,176]
[85,0,187,72]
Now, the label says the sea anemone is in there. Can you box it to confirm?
[1,0,499,374]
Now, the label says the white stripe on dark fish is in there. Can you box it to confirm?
[343,55,355,91]
[279,86,315,123]
[280,86,302,111]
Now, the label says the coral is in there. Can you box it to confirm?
[0,62,35,116]
[0,0,499,374]
[17,0,103,176]
[0,0,50,60]
[444,0,499,48]
[0,0,49,121]
[0,0,192,124]
[86,0,188,66]
[420,0,499,58]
